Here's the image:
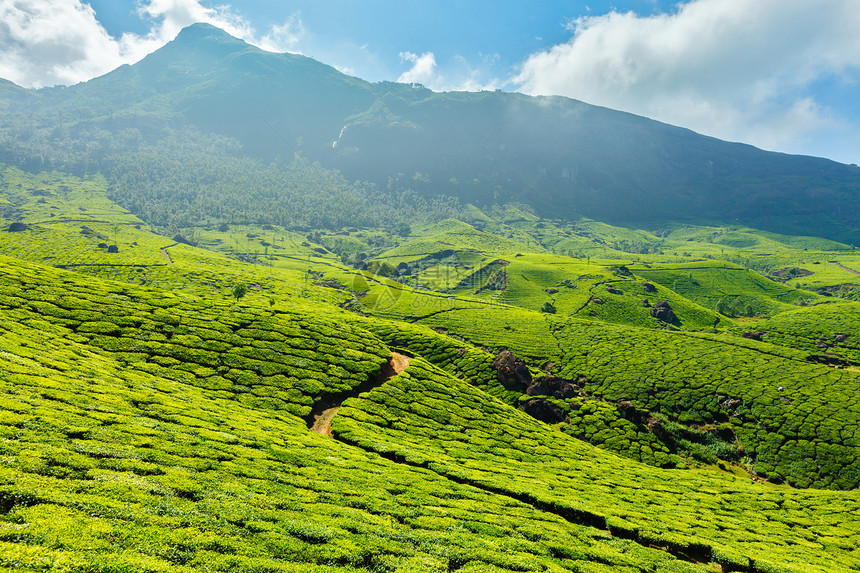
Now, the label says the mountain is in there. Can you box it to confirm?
[3,22,860,243]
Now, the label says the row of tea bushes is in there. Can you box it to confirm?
[333,358,860,573]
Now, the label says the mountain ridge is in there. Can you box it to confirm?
[2,23,860,243]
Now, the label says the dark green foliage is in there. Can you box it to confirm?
[548,317,860,489]
[105,137,461,233]
[232,282,248,301]
[744,302,860,362]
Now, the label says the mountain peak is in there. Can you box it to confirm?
[172,22,244,45]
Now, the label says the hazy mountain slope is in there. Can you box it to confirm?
[3,23,860,242]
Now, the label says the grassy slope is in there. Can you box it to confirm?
[334,358,860,573]
[4,166,860,570]
[0,255,719,573]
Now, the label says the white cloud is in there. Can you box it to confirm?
[397,51,500,92]
[0,0,305,88]
[0,0,124,87]
[514,0,860,159]
[397,51,437,86]
[259,12,305,53]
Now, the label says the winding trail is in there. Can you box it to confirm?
[160,247,173,264]
[309,352,411,437]
[832,261,860,277]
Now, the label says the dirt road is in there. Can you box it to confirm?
[309,352,412,437]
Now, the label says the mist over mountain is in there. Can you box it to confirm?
[2,22,859,242]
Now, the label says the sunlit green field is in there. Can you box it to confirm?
[4,164,860,572]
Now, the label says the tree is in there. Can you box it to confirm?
[232,282,247,301]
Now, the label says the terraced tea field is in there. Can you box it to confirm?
[4,165,860,572]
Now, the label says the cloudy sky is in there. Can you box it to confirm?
[2,0,859,165]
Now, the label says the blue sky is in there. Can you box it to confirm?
[1,0,859,165]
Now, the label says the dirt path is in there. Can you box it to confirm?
[160,247,173,264]
[832,261,860,276]
[309,352,411,437]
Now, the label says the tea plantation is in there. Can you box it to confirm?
[4,165,860,571]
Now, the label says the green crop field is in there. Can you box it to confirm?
[4,163,860,572]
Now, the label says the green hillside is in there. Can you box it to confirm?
[5,22,860,573]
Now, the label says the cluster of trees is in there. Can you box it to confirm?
[102,132,462,234]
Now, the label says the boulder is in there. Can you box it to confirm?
[646,416,667,439]
[642,282,657,292]
[742,331,764,341]
[642,299,651,307]
[491,351,532,390]
[650,301,676,323]
[835,334,848,343]
[545,288,559,294]
[606,287,623,295]
[107,245,119,253]
[519,398,565,424]
[617,400,642,424]
[7,222,27,232]
[526,376,576,399]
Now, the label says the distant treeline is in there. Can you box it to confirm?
[104,131,461,233]
[0,115,462,232]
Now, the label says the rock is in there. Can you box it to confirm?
[816,342,828,349]
[770,267,813,280]
[606,287,623,295]
[642,282,657,292]
[526,376,576,399]
[7,222,27,232]
[642,299,651,307]
[107,245,119,253]
[614,265,632,276]
[491,351,532,390]
[592,298,604,305]
[97,242,108,249]
[835,334,848,343]
[616,400,642,423]
[650,301,676,323]
[545,288,559,294]
[519,398,565,424]
[742,331,764,341]
[646,416,667,439]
